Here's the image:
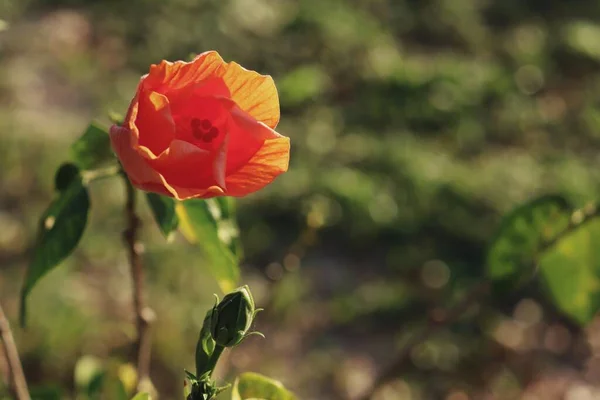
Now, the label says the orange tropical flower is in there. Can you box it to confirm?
[110,51,290,200]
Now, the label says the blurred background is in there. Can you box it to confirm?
[2,0,600,399]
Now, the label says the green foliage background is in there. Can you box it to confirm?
[3,0,600,398]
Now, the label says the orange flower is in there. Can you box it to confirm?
[110,51,290,200]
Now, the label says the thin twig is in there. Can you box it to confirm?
[122,175,155,391]
[360,201,600,400]
[82,164,121,184]
[0,302,30,400]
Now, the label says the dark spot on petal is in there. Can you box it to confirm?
[201,119,212,130]
[202,134,213,143]
[192,127,203,140]
[208,127,219,139]
[190,118,201,128]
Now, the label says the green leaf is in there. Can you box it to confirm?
[71,122,114,170]
[131,393,150,400]
[87,372,107,399]
[55,163,80,191]
[231,372,296,400]
[176,199,240,293]
[21,164,90,325]
[486,195,572,292]
[74,355,104,396]
[214,197,243,259]
[146,193,178,238]
[539,217,600,325]
[215,197,235,220]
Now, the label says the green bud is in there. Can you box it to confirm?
[210,285,258,347]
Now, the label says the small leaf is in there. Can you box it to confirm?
[486,195,572,292]
[231,372,296,400]
[176,200,239,293]
[185,369,197,383]
[21,165,90,324]
[71,122,114,170]
[109,111,124,125]
[74,355,104,394]
[146,193,178,238]
[539,217,600,324]
[55,163,80,191]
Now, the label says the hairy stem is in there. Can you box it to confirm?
[0,303,30,400]
[205,345,225,377]
[122,174,155,390]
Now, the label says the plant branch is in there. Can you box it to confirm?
[122,174,155,391]
[0,302,30,400]
[82,164,121,184]
[359,201,600,400]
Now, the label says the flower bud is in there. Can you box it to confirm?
[210,285,257,347]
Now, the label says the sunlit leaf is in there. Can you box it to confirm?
[71,122,114,170]
[176,199,239,293]
[20,163,90,324]
[74,355,104,396]
[146,193,178,238]
[231,372,296,400]
[213,197,243,259]
[539,216,600,325]
[486,195,572,292]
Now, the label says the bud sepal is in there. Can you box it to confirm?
[185,370,229,400]
[209,285,263,348]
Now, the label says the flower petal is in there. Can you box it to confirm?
[109,125,167,189]
[221,61,280,129]
[225,103,283,176]
[144,51,226,94]
[135,89,176,155]
[143,51,279,129]
[224,136,290,197]
[157,180,225,201]
[147,139,222,199]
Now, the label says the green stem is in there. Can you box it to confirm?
[204,345,225,377]
[82,164,121,184]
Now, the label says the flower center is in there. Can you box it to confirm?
[171,95,228,151]
[190,118,220,143]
